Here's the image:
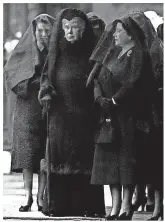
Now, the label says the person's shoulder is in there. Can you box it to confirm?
[150,37,162,54]
[131,46,145,60]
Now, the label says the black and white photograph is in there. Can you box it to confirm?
[3,2,164,221]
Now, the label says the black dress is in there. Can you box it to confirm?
[40,8,106,216]
[91,46,152,185]
[42,42,105,217]
[146,37,163,190]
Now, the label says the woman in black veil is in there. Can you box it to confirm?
[146,23,164,220]
[127,11,157,212]
[4,14,55,212]
[129,12,163,215]
[87,15,155,220]
[38,8,105,217]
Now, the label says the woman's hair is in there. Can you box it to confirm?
[34,15,52,31]
[157,23,163,41]
[117,21,133,38]
[113,17,146,48]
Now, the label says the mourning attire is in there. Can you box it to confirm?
[87,16,155,186]
[147,24,163,190]
[39,8,105,217]
[4,14,55,173]
[87,12,105,46]
[129,11,156,49]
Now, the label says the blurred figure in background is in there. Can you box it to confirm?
[87,12,105,45]
[129,11,159,213]
[144,11,163,31]
[146,22,163,221]
[4,14,55,212]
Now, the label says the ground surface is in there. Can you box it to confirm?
[3,173,152,221]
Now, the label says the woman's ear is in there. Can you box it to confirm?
[79,29,85,38]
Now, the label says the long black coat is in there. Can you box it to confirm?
[40,8,105,217]
[145,36,163,189]
[43,40,95,175]
[91,46,153,185]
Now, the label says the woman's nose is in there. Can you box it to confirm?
[113,32,116,37]
[42,30,47,37]
[68,27,73,34]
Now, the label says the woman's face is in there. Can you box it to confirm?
[92,23,104,40]
[35,22,52,47]
[113,22,131,46]
[62,17,85,43]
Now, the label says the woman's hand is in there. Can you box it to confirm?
[40,94,51,112]
[38,86,51,113]
[96,96,113,109]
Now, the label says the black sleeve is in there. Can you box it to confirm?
[38,58,57,103]
[150,40,163,89]
[12,79,30,99]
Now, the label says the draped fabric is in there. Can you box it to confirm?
[147,32,163,189]
[4,14,55,92]
[40,8,95,90]
[90,15,155,185]
[89,14,147,67]
[86,12,106,45]
[40,8,96,175]
[40,8,105,217]
[87,11,156,87]
[129,11,156,49]
[8,14,55,173]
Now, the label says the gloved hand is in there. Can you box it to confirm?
[40,94,51,117]
[96,96,113,109]
[38,85,52,104]
[40,94,51,114]
[38,87,51,116]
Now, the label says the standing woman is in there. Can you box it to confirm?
[38,8,105,217]
[87,15,154,220]
[129,11,157,212]
[4,14,55,211]
[147,23,164,221]
[86,12,105,45]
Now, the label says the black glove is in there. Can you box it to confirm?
[96,96,113,109]
[39,94,51,117]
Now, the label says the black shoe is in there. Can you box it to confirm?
[106,214,119,220]
[147,207,163,220]
[132,196,147,211]
[146,204,154,212]
[49,211,56,217]
[19,197,33,212]
[37,205,43,212]
[36,198,43,212]
[147,214,162,220]
[117,210,134,221]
